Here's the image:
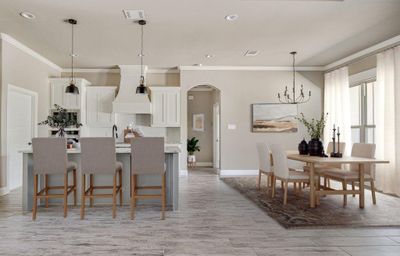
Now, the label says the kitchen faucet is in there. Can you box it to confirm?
[112,125,118,139]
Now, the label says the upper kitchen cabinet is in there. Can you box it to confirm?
[50,78,91,109]
[150,87,180,127]
[86,86,116,127]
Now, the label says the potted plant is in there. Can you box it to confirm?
[296,113,328,156]
[39,104,82,137]
[187,137,200,165]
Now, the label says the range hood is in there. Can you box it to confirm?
[112,65,151,114]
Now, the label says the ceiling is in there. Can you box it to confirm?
[0,0,399,69]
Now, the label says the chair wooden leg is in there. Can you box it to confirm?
[73,169,77,206]
[45,174,49,208]
[131,175,136,220]
[80,174,86,220]
[257,170,261,190]
[327,178,331,188]
[119,170,123,206]
[89,174,94,207]
[342,181,347,207]
[352,182,356,197]
[371,180,377,205]
[112,173,117,219]
[63,173,68,218]
[271,176,276,198]
[283,181,288,205]
[281,180,284,192]
[32,174,38,221]
[161,172,166,220]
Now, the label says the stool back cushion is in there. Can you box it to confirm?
[32,138,67,174]
[256,142,272,173]
[270,144,289,179]
[131,137,165,175]
[80,137,117,174]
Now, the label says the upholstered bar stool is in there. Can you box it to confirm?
[131,137,166,220]
[80,138,123,219]
[31,138,77,220]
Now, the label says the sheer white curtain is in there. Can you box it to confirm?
[323,67,352,155]
[375,46,400,196]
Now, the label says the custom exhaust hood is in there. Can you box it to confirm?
[112,65,151,114]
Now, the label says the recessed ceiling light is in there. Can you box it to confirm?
[205,54,214,59]
[244,50,260,57]
[225,14,239,21]
[20,12,36,20]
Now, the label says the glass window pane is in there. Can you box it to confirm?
[366,81,375,125]
[365,127,375,144]
[350,86,361,126]
[351,128,360,144]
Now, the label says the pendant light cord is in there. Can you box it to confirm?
[140,21,144,77]
[292,52,296,100]
[71,21,74,84]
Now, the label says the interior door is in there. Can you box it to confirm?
[213,104,220,169]
[7,89,34,190]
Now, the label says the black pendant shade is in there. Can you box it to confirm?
[65,81,79,94]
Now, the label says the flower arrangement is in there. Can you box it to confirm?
[38,104,82,137]
[296,113,328,140]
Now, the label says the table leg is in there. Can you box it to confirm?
[309,163,316,208]
[359,163,365,209]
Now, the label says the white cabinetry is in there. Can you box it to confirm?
[150,87,180,127]
[86,86,116,127]
[50,78,91,110]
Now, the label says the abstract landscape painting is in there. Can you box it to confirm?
[252,103,298,133]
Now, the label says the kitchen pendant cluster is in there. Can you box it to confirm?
[136,19,148,94]
[65,18,79,95]
[277,51,311,104]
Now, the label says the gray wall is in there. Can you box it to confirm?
[180,70,324,171]
[0,39,61,189]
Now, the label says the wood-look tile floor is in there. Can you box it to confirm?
[0,168,399,255]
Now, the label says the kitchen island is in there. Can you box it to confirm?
[19,145,180,211]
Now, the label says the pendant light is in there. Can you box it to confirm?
[65,18,79,95]
[277,52,311,104]
[136,20,148,94]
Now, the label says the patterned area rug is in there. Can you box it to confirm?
[221,176,400,229]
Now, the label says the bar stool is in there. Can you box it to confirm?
[80,138,123,219]
[32,138,77,220]
[131,137,166,220]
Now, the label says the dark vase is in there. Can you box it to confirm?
[308,138,323,156]
[298,139,309,155]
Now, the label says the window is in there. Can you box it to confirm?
[350,80,376,144]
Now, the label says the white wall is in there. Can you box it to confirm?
[180,70,324,172]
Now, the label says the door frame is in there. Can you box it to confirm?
[213,103,221,169]
[5,84,38,193]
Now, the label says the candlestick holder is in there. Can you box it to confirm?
[330,128,343,158]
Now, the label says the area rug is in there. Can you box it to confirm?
[221,176,400,229]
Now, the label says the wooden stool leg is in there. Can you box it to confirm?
[73,169,77,206]
[131,175,136,220]
[371,180,377,205]
[45,174,49,208]
[32,174,38,221]
[63,173,68,218]
[112,173,117,219]
[80,174,86,220]
[119,170,123,206]
[271,176,276,198]
[89,174,94,207]
[161,172,166,220]
[342,181,347,207]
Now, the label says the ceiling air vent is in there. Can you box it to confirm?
[123,10,145,20]
[244,50,260,57]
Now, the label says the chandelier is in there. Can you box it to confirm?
[277,51,311,104]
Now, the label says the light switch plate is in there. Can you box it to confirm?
[228,124,236,130]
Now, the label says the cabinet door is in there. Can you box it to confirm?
[63,84,80,109]
[87,88,115,127]
[165,91,180,126]
[151,91,166,127]
[51,84,64,108]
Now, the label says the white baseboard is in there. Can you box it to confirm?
[0,187,10,196]
[179,169,188,177]
[219,169,259,177]
[196,162,213,167]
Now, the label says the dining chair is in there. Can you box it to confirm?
[270,144,314,205]
[131,137,166,220]
[256,142,273,191]
[80,137,123,219]
[31,138,77,220]
[323,143,376,207]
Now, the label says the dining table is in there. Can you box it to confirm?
[286,152,389,209]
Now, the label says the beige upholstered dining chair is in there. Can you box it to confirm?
[80,137,123,219]
[270,144,314,205]
[256,142,273,191]
[32,138,77,220]
[323,143,376,207]
[131,137,166,220]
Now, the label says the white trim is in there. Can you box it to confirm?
[189,87,214,92]
[219,169,259,177]
[61,68,180,74]
[148,68,180,74]
[0,33,62,72]
[349,68,376,86]
[179,65,324,71]
[179,169,188,177]
[0,187,10,196]
[324,35,400,71]
[196,162,213,167]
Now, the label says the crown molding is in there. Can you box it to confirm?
[0,33,62,72]
[178,65,324,71]
[61,68,180,74]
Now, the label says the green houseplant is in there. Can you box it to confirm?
[187,137,200,166]
[296,113,328,156]
[38,104,82,137]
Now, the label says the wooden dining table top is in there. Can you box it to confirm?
[286,151,389,164]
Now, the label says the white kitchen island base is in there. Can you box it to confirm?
[21,147,180,212]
